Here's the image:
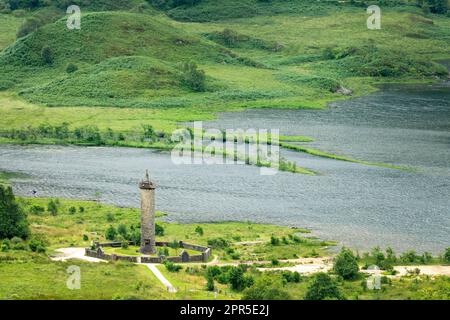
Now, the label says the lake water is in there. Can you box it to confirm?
[0,82,449,253]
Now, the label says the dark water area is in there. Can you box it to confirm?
[1,81,449,253]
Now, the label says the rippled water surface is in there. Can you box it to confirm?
[1,82,449,253]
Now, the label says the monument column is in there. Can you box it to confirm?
[139,170,156,254]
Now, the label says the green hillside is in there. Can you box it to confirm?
[0,0,449,141]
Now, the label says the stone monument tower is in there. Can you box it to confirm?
[139,170,156,254]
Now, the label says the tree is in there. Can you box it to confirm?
[17,17,41,38]
[195,226,204,236]
[41,46,54,64]
[206,276,215,291]
[0,185,29,239]
[105,225,117,241]
[117,224,128,238]
[47,199,58,216]
[228,267,245,291]
[305,273,344,300]
[427,0,448,13]
[66,63,78,73]
[243,276,290,300]
[180,61,206,92]
[333,248,359,280]
[228,266,253,291]
[443,248,450,264]
[155,223,164,236]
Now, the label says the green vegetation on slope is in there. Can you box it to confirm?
[0,2,449,173]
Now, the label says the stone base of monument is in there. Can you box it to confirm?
[85,241,212,264]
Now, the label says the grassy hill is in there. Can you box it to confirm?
[0,1,449,149]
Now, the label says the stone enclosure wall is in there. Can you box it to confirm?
[87,241,212,263]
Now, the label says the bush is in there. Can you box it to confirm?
[17,17,41,38]
[305,273,344,300]
[164,261,182,272]
[117,224,128,238]
[207,238,229,249]
[82,234,89,241]
[29,238,47,253]
[400,250,420,264]
[443,248,450,264]
[228,266,253,291]
[1,239,10,252]
[180,61,206,92]
[68,206,77,215]
[270,236,280,246]
[47,200,59,216]
[41,46,54,65]
[333,248,359,280]
[29,205,45,215]
[206,276,215,291]
[66,63,78,73]
[282,271,301,283]
[0,185,29,239]
[105,225,117,241]
[155,223,164,236]
[195,226,204,236]
[243,276,290,300]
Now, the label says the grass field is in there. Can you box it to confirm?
[0,251,170,300]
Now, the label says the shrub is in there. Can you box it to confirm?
[29,238,47,253]
[305,273,344,300]
[1,239,10,252]
[155,223,164,236]
[47,199,58,216]
[228,266,253,291]
[41,46,54,65]
[0,185,29,239]
[270,236,280,246]
[82,234,89,241]
[443,248,450,264]
[206,276,215,291]
[282,271,301,283]
[195,226,204,236]
[79,206,85,213]
[168,240,180,249]
[400,250,420,264]
[180,61,206,92]
[243,276,290,300]
[105,225,117,241]
[66,63,78,73]
[117,224,128,238]
[29,205,45,215]
[164,261,182,272]
[68,207,77,215]
[17,17,41,38]
[207,238,229,249]
[333,248,359,280]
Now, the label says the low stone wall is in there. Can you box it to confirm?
[180,241,209,252]
[87,241,212,263]
[141,256,162,264]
